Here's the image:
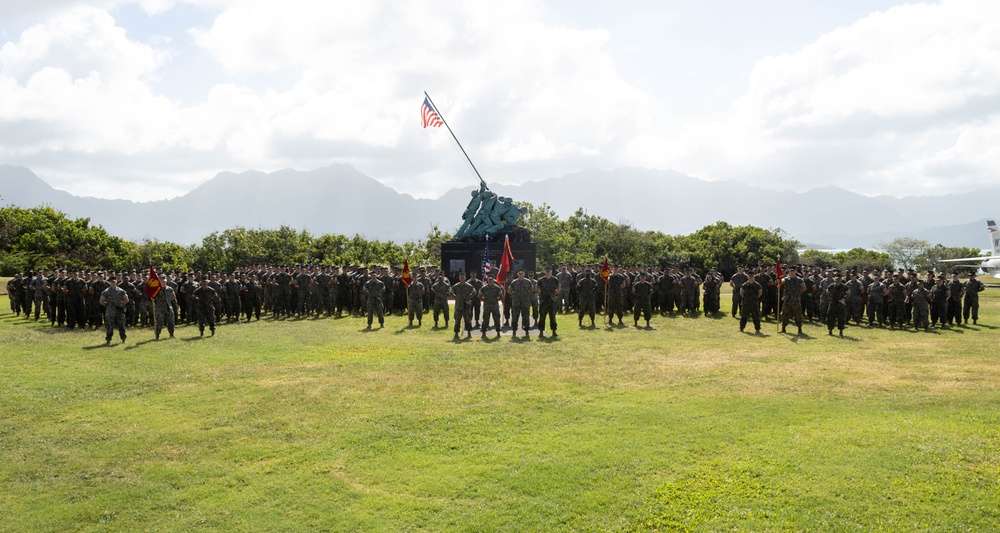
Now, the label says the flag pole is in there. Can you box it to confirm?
[150,265,157,334]
[424,91,486,187]
[776,256,782,333]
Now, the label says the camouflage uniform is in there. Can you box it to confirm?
[679,274,699,315]
[702,274,720,315]
[407,280,425,325]
[363,276,386,328]
[431,278,451,327]
[153,285,176,338]
[947,277,964,325]
[536,274,559,335]
[30,274,48,321]
[556,269,573,313]
[846,277,864,324]
[100,283,129,343]
[866,279,887,326]
[508,276,534,335]
[728,270,748,318]
[886,281,907,329]
[826,281,849,334]
[479,282,503,334]
[577,274,598,325]
[910,285,930,330]
[193,284,218,336]
[451,279,476,335]
[740,279,763,332]
[632,276,653,326]
[963,277,985,324]
[607,272,627,323]
[780,275,804,332]
[930,280,950,326]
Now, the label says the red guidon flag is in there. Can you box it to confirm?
[775,258,784,288]
[496,235,514,285]
[600,257,611,284]
[401,260,412,288]
[145,265,162,299]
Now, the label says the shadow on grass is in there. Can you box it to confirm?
[123,338,161,350]
[785,332,815,343]
[181,335,210,342]
[82,342,114,350]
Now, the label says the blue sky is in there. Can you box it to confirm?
[1,0,997,202]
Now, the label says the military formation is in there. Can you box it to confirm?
[4,261,990,343]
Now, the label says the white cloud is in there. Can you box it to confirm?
[667,0,1000,195]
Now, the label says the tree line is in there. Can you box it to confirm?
[0,204,984,277]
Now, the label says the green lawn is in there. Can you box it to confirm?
[2,292,999,532]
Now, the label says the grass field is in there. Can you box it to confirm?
[2,289,1000,532]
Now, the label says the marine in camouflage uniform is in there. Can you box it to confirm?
[468,271,483,327]
[450,273,476,338]
[845,273,864,325]
[632,272,653,328]
[479,276,504,337]
[430,276,451,328]
[866,276,887,327]
[363,272,386,328]
[657,270,675,316]
[536,267,560,337]
[886,276,907,329]
[607,267,627,325]
[407,277,425,326]
[910,281,931,330]
[30,272,48,321]
[577,270,598,327]
[679,270,699,315]
[224,273,243,323]
[556,266,573,313]
[963,273,985,324]
[294,268,313,317]
[243,274,262,321]
[99,278,129,344]
[702,270,721,316]
[7,274,22,316]
[779,267,805,335]
[508,270,534,338]
[65,271,87,329]
[193,278,219,336]
[947,273,964,325]
[153,283,176,339]
[739,274,763,333]
[930,277,950,327]
[825,275,849,336]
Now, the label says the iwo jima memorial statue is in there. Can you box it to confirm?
[422,92,537,280]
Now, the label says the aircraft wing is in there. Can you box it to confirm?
[937,256,1000,262]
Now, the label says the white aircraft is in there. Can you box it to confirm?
[938,219,1000,277]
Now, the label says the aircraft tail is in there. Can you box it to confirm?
[989,219,1000,256]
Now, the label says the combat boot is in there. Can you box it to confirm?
[797,326,802,335]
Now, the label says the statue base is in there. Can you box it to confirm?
[441,240,537,282]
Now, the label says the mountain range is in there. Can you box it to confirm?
[0,164,994,250]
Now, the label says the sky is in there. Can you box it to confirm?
[1,0,998,202]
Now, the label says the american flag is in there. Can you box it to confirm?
[482,235,492,277]
[421,97,443,128]
[988,220,997,233]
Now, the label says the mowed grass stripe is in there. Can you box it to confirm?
[2,291,999,531]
